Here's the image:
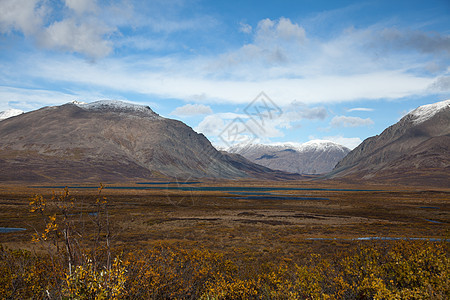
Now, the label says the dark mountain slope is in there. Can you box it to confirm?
[0,101,302,183]
[331,100,450,186]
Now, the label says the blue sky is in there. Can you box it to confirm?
[0,0,449,149]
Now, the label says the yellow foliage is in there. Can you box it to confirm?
[63,257,127,299]
[0,241,448,299]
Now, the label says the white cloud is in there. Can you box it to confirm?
[239,22,252,34]
[65,0,97,14]
[322,135,362,150]
[17,54,436,106]
[170,103,213,116]
[255,17,306,45]
[0,0,45,35]
[40,18,113,59]
[195,111,285,147]
[330,115,374,128]
[0,0,114,59]
[1,13,448,106]
[195,115,225,136]
[347,107,374,112]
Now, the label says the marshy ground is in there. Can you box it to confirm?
[1,180,448,259]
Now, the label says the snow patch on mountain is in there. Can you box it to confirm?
[293,140,349,152]
[226,140,351,174]
[73,100,161,118]
[0,109,24,121]
[406,99,450,125]
[71,100,87,105]
[227,140,349,154]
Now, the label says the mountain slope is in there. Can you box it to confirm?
[227,140,350,174]
[331,99,450,186]
[0,101,301,183]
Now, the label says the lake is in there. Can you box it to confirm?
[0,227,26,233]
[32,185,381,192]
[307,237,449,242]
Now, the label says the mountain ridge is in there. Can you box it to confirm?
[332,99,450,186]
[0,101,302,183]
[227,140,350,175]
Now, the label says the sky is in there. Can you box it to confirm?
[0,0,449,149]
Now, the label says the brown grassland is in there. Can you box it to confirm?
[0,180,448,299]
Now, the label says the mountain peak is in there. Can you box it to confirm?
[405,99,450,125]
[0,108,24,121]
[72,100,161,118]
[298,140,349,152]
[333,99,450,186]
[227,140,350,174]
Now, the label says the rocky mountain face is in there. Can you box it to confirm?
[0,101,301,183]
[331,99,450,186]
[227,140,350,174]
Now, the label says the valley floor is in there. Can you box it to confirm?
[0,180,448,256]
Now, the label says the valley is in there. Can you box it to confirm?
[1,180,448,258]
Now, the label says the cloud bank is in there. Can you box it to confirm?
[0,0,114,59]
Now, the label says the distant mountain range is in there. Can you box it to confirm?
[330,99,450,186]
[1,99,448,186]
[0,101,301,183]
[227,140,350,174]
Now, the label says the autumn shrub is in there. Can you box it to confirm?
[63,256,127,299]
[339,241,449,299]
[0,241,448,299]
[0,246,64,299]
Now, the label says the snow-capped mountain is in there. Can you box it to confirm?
[227,140,350,174]
[0,100,301,182]
[332,99,450,186]
[407,99,450,125]
[0,109,23,121]
[73,100,161,118]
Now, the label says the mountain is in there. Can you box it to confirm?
[331,99,450,186]
[0,100,301,183]
[0,109,23,120]
[227,140,351,174]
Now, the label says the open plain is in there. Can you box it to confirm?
[1,180,448,258]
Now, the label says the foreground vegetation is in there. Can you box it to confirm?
[0,187,448,299]
[1,240,448,299]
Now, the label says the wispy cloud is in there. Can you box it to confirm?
[7,52,435,108]
[170,104,213,116]
[322,135,362,149]
[330,116,374,128]
[347,107,374,112]
[0,86,79,111]
[239,22,252,34]
[428,76,450,92]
